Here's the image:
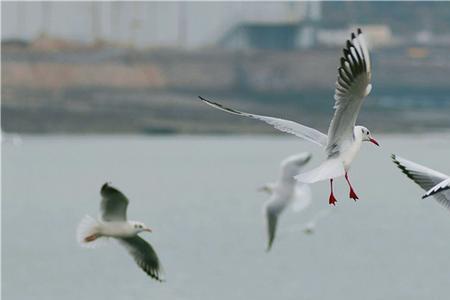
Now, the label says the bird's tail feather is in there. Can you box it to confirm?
[76,215,105,248]
[295,159,345,183]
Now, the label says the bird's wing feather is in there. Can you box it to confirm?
[264,206,278,252]
[100,183,129,221]
[119,236,164,281]
[199,96,327,148]
[423,178,450,199]
[392,155,450,209]
[326,29,372,155]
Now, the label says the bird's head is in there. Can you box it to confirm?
[131,221,152,234]
[258,185,273,194]
[357,126,379,146]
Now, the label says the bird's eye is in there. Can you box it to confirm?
[139,225,142,228]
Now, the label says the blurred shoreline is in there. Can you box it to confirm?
[2,41,450,135]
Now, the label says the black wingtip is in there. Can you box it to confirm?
[153,274,165,282]
[343,48,350,57]
[198,96,206,101]
[357,28,362,34]
[351,32,356,39]
[422,194,429,199]
[391,155,418,182]
[101,182,110,190]
[346,40,352,48]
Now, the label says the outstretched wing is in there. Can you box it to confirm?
[326,28,372,155]
[264,205,279,252]
[199,96,327,148]
[100,183,129,221]
[392,155,450,209]
[119,236,164,282]
[423,178,450,199]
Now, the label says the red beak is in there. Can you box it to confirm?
[369,138,380,146]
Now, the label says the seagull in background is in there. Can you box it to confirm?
[77,183,164,281]
[200,28,379,206]
[392,155,450,207]
[259,153,313,251]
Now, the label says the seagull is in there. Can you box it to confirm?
[392,155,450,207]
[259,152,313,251]
[77,183,164,281]
[200,28,379,205]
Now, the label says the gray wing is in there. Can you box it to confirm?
[100,183,129,221]
[392,155,450,209]
[199,96,328,148]
[119,236,164,281]
[326,29,372,155]
[423,178,450,199]
[265,206,279,252]
[264,195,288,252]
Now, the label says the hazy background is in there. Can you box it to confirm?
[2,2,450,300]
[2,1,450,134]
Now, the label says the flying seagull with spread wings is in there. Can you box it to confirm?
[259,153,312,251]
[77,183,164,281]
[200,28,379,205]
[392,155,450,208]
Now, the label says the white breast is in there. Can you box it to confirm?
[340,136,363,171]
[98,221,135,238]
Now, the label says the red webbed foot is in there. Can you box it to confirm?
[329,193,337,206]
[84,234,98,242]
[349,188,359,201]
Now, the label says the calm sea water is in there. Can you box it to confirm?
[3,133,450,300]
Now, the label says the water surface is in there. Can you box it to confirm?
[3,134,450,300]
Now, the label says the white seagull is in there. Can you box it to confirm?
[200,28,379,205]
[77,183,164,281]
[392,155,450,207]
[259,152,313,251]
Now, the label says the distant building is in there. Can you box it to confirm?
[219,22,395,51]
[219,2,321,51]
[219,21,312,50]
[318,25,393,48]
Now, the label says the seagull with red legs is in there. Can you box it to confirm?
[199,28,379,206]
